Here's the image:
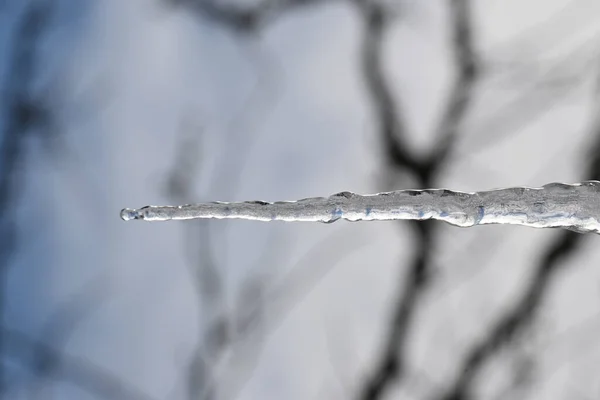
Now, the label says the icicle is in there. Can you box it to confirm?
[120,181,600,234]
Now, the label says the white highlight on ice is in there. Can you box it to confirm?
[120,181,600,234]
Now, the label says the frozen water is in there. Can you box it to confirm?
[120,181,600,234]
[120,208,141,221]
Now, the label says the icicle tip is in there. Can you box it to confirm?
[120,208,141,221]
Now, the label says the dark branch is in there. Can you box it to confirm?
[433,64,600,400]
[357,1,479,398]
[0,0,55,393]
[166,0,333,32]
[356,7,430,398]
[434,230,583,400]
[429,0,479,168]
[357,1,422,176]
[359,221,434,400]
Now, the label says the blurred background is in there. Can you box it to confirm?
[1,0,600,399]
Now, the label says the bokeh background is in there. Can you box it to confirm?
[2,0,600,399]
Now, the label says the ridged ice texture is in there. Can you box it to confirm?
[120,181,600,234]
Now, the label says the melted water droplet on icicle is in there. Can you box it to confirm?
[120,208,141,221]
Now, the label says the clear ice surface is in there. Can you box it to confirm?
[120,181,600,234]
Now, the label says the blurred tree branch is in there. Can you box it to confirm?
[2,326,158,400]
[433,64,600,400]
[454,33,600,162]
[26,276,111,399]
[165,113,374,400]
[166,0,334,32]
[0,0,56,394]
[435,230,583,400]
[152,1,600,399]
[356,0,479,399]
[0,2,131,399]
[165,116,276,400]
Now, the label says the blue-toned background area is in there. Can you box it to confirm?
[2,0,600,399]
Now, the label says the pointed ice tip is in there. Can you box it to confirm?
[120,208,140,221]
